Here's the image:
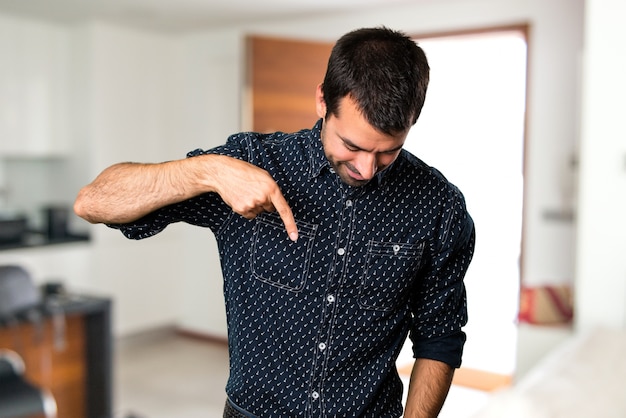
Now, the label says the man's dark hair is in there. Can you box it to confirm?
[321,26,429,135]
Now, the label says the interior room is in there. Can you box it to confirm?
[1,0,625,416]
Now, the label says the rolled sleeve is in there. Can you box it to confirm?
[409,186,475,368]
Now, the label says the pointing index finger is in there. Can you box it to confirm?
[271,190,299,242]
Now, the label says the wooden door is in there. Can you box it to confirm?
[245,36,334,133]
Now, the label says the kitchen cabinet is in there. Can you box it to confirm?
[0,295,112,418]
[0,16,70,157]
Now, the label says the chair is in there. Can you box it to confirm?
[0,265,57,418]
[0,349,57,418]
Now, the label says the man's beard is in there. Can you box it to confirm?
[328,159,370,188]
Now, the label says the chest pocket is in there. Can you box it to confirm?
[251,213,318,292]
[359,240,425,311]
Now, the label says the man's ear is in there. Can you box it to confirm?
[315,84,326,118]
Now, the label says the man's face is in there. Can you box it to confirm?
[316,86,408,187]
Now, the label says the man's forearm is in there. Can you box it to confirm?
[404,358,455,418]
[74,154,299,239]
[74,157,214,224]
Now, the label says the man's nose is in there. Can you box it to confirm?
[356,153,378,180]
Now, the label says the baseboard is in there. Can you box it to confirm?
[115,324,178,349]
[175,327,228,345]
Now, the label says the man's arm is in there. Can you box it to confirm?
[74,154,298,240]
[403,358,455,418]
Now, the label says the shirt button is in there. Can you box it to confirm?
[318,342,327,351]
[327,295,335,303]
[346,200,353,207]
[311,391,320,400]
[337,248,345,256]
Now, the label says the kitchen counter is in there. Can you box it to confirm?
[0,230,90,251]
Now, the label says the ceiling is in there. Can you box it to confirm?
[0,0,423,32]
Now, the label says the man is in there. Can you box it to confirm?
[75,27,475,418]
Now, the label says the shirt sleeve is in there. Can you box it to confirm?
[107,134,251,240]
[409,185,475,368]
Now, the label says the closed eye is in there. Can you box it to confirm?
[341,136,403,155]
[342,137,365,152]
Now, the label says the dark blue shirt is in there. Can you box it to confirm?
[112,119,475,417]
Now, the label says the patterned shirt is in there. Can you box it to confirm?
[112,119,475,417]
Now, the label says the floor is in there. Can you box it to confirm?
[114,330,491,418]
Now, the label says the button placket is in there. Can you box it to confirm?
[308,192,355,417]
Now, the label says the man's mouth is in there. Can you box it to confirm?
[345,163,365,181]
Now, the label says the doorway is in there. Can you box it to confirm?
[399,28,528,380]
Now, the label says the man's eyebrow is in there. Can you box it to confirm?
[341,136,403,153]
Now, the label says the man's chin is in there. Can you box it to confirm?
[330,163,370,187]
[338,173,369,188]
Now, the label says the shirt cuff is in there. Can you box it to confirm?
[411,330,467,368]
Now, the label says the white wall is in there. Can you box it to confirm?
[73,25,241,336]
[575,0,626,331]
[173,30,242,336]
[71,23,193,335]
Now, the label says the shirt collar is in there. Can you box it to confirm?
[308,119,329,179]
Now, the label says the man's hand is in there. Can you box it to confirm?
[206,155,299,241]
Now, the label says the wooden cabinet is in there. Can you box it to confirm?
[0,15,69,157]
[0,295,112,418]
[0,315,87,417]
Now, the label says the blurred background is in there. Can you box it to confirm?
[0,0,624,416]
